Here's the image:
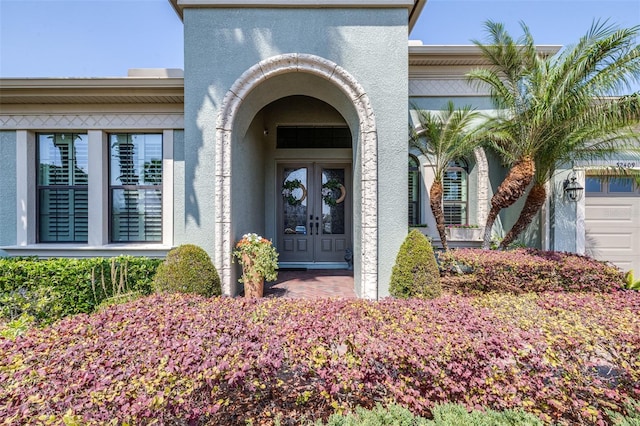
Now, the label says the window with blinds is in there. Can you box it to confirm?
[109,134,162,243]
[37,133,89,243]
[443,159,468,225]
[408,155,420,225]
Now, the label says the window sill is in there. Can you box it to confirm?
[0,244,172,258]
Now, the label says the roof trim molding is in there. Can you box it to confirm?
[408,0,425,32]
[0,78,184,105]
[0,77,184,90]
[409,44,562,66]
[169,0,421,22]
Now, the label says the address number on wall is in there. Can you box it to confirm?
[617,162,637,168]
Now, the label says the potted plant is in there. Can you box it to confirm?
[233,233,279,298]
[446,224,483,241]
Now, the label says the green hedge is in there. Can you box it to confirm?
[323,403,543,425]
[0,256,162,325]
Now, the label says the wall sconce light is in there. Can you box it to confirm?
[563,174,584,202]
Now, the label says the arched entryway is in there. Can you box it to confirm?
[261,96,353,266]
[214,53,379,298]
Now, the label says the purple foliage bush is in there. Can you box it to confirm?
[438,248,625,294]
[2,293,639,425]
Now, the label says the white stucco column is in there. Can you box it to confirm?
[575,170,586,255]
[16,130,35,246]
[162,130,174,247]
[87,130,108,246]
[552,169,580,253]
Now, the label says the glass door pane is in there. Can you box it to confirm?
[314,165,351,263]
[321,168,346,235]
[279,165,314,263]
[282,167,308,234]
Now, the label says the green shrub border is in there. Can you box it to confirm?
[0,256,162,324]
[323,402,544,425]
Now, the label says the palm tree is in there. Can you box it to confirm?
[409,101,482,251]
[500,95,640,249]
[468,20,640,249]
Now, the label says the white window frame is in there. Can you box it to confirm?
[442,158,469,225]
[14,129,174,253]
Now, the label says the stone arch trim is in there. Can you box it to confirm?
[215,53,378,298]
[473,147,489,226]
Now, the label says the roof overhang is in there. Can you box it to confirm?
[409,44,562,67]
[169,0,426,31]
[0,77,184,105]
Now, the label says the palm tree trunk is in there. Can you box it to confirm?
[499,183,546,249]
[429,181,448,251]
[482,208,499,250]
[481,156,536,249]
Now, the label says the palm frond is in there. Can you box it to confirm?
[409,102,483,181]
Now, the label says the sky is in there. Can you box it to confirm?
[0,0,639,79]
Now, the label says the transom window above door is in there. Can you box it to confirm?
[276,126,352,149]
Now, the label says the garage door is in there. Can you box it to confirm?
[584,176,640,274]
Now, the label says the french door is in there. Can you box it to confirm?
[277,163,351,264]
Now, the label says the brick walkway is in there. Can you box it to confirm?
[263,269,356,299]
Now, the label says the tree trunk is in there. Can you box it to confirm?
[481,156,536,249]
[482,209,499,250]
[499,183,547,249]
[429,181,448,251]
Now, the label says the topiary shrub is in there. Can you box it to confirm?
[389,229,442,299]
[152,245,221,297]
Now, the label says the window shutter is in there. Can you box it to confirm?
[37,133,88,243]
[110,134,162,242]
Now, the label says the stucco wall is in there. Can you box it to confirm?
[550,168,579,252]
[0,131,17,248]
[183,7,408,297]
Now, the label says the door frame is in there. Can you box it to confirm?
[276,160,352,269]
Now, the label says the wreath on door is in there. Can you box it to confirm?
[281,179,307,206]
[322,179,346,207]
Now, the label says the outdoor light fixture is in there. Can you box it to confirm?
[563,174,584,202]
